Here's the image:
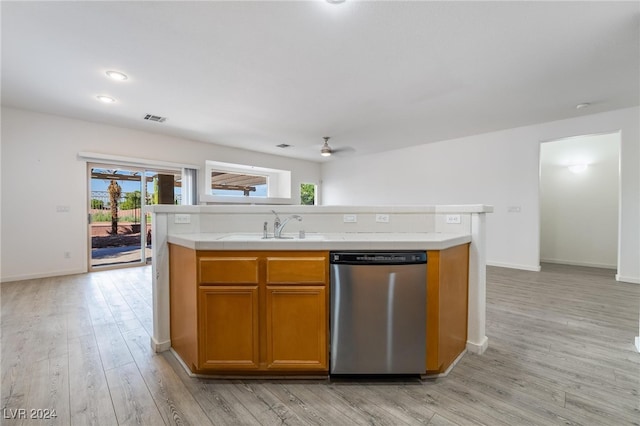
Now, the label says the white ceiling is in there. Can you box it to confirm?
[2,1,638,162]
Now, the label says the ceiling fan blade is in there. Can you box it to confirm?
[331,146,356,156]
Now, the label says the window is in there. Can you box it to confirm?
[300,183,316,205]
[203,160,291,203]
[211,171,267,197]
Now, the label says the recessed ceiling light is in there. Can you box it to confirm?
[106,70,128,81]
[576,103,590,110]
[326,0,346,4]
[276,144,291,148]
[568,163,589,173]
[96,95,116,103]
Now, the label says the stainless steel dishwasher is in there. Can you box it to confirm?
[330,251,427,375]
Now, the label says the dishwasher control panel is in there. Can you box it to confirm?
[330,251,427,265]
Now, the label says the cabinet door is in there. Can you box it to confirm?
[265,286,328,371]
[198,286,259,370]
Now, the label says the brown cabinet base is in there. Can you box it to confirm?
[169,243,470,377]
[426,243,470,374]
[169,246,329,375]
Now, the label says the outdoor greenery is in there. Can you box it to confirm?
[91,211,141,223]
[153,177,159,204]
[300,183,315,205]
[90,183,147,226]
[91,189,155,224]
[121,191,142,210]
[91,199,105,209]
[91,192,142,211]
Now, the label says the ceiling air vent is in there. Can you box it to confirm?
[143,114,167,123]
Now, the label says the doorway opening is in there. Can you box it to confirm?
[89,164,181,270]
[539,132,620,271]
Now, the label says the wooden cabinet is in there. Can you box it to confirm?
[426,243,470,375]
[197,256,261,370]
[169,243,470,377]
[198,286,259,370]
[265,286,327,370]
[169,246,329,375]
[198,256,259,284]
[265,255,328,370]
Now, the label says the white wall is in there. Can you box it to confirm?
[321,106,640,283]
[540,133,620,269]
[0,107,321,281]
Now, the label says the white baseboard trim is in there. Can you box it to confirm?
[466,336,489,355]
[150,336,171,353]
[1,268,86,283]
[617,274,640,284]
[486,261,541,272]
[540,258,617,270]
[635,337,640,353]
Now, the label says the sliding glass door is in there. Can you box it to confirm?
[89,164,181,270]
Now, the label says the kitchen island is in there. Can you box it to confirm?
[147,205,492,377]
[168,231,471,251]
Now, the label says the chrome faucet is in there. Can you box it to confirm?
[271,210,303,239]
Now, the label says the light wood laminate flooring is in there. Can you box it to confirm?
[2,264,639,425]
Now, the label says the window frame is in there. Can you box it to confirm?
[201,160,292,205]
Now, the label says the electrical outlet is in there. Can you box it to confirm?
[56,205,70,213]
[446,214,461,224]
[508,206,522,213]
[376,214,390,223]
[174,214,191,224]
[343,214,357,223]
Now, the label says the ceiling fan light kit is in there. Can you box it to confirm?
[321,137,332,157]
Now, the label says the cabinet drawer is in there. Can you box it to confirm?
[198,257,259,284]
[266,257,327,285]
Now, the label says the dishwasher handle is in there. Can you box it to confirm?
[330,251,427,265]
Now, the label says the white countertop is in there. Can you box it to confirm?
[168,232,471,251]
[148,204,493,214]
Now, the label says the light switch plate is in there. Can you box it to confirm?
[174,214,191,224]
[446,214,461,224]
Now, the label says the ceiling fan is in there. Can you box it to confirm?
[320,136,354,157]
